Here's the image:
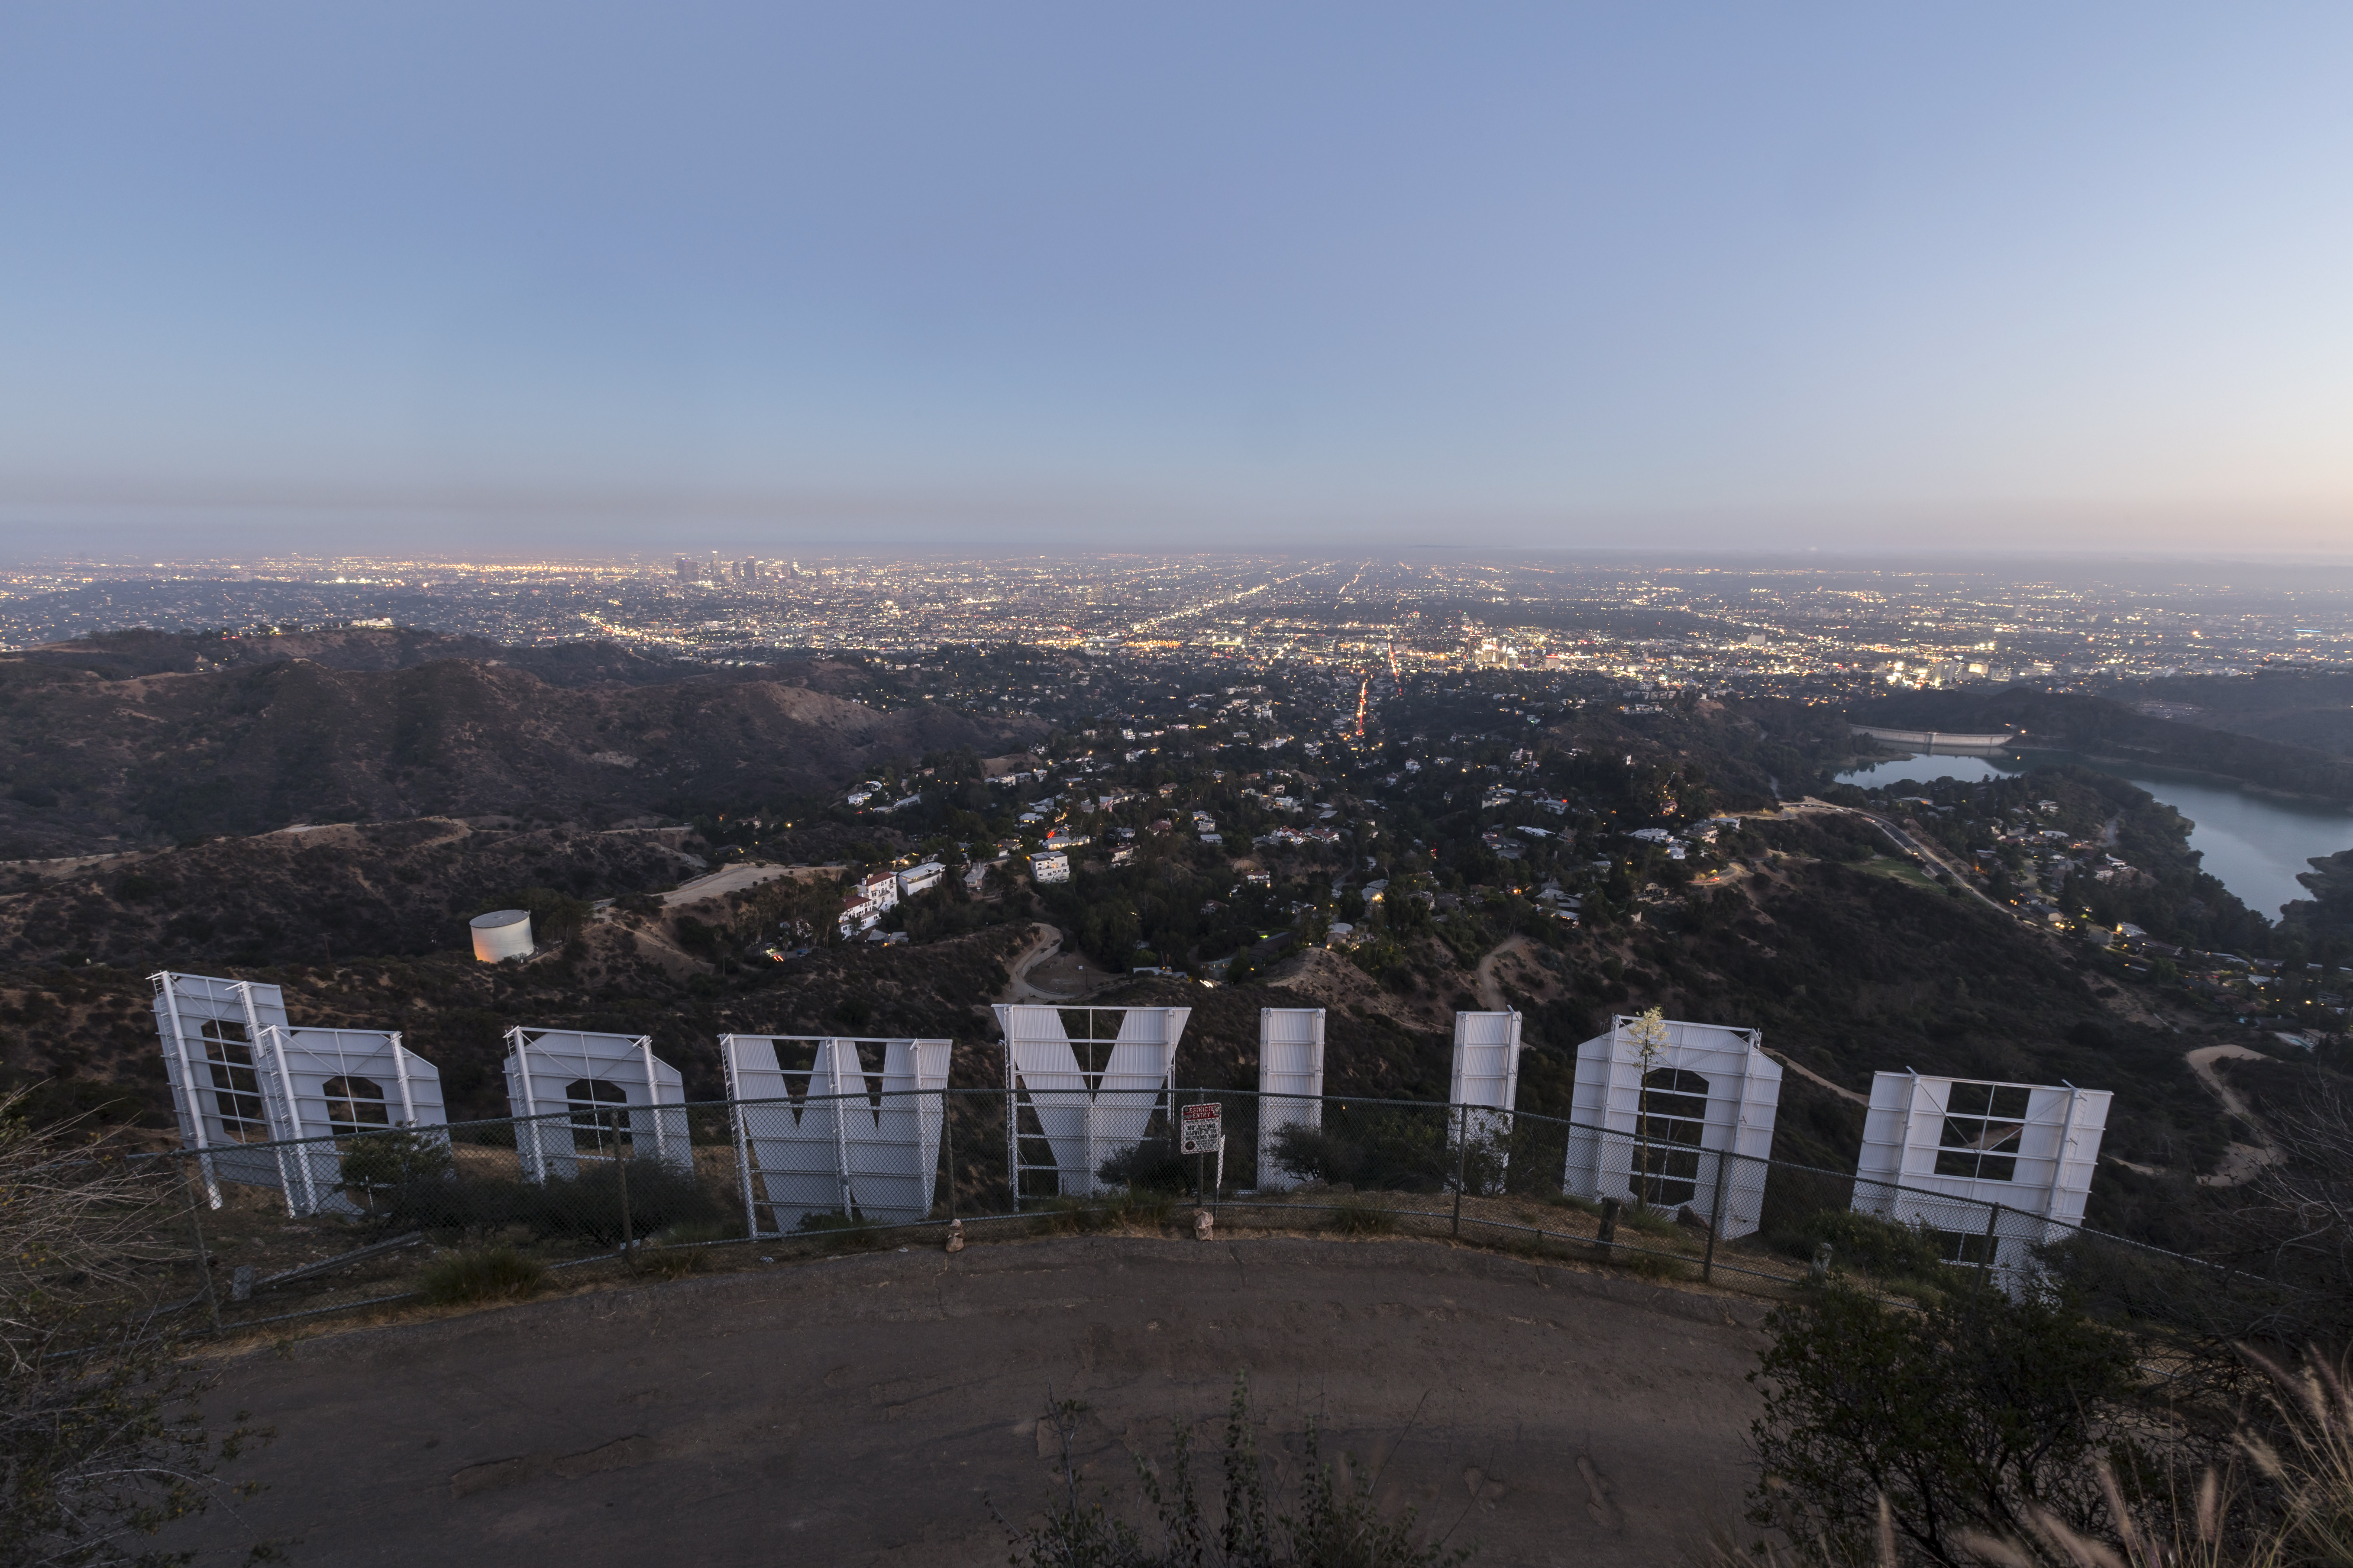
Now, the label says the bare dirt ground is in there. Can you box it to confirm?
[180,1236,1770,1568]
[1000,922,1115,1003]
[1474,935,1535,1011]
[2185,1043,2285,1187]
[659,862,839,907]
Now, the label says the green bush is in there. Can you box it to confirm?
[1618,1205,1684,1239]
[526,1159,724,1248]
[1762,1209,1952,1281]
[417,1245,546,1306]
[1748,1282,2140,1565]
[1104,1188,1175,1229]
[1096,1137,1193,1194]
[495,886,593,940]
[1324,1197,1398,1236]
[1033,1190,1174,1234]
[339,1126,454,1192]
[1270,1110,1460,1194]
[368,1173,527,1240]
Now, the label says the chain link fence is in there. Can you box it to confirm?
[133,1088,2313,1347]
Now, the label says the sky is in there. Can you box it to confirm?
[3,3,2352,559]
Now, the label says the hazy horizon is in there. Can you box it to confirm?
[6,5,2353,558]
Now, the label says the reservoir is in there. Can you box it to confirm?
[1832,750,2353,921]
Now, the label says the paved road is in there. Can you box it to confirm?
[185,1237,1771,1567]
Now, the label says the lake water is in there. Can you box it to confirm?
[1831,750,2353,920]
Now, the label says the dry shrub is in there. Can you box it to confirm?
[417,1244,547,1305]
[1325,1198,1398,1236]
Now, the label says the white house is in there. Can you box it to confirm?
[837,870,900,936]
[1029,850,1070,885]
[897,861,946,899]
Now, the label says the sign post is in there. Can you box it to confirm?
[1181,1102,1223,1207]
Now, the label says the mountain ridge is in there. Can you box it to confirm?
[0,632,1042,855]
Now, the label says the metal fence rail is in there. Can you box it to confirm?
[124,1087,2312,1343]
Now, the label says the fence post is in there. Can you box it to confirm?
[1975,1200,2002,1294]
[1451,1102,1467,1238]
[1004,1042,1020,1214]
[1192,1089,1208,1210]
[180,1155,221,1333]
[941,1087,957,1223]
[616,1124,636,1274]
[1702,1150,1730,1284]
[1596,1197,1619,1256]
[730,1092,759,1242]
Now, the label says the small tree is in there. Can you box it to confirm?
[1623,1007,1670,1206]
[337,1126,454,1200]
[0,1092,280,1565]
[1747,1282,2141,1566]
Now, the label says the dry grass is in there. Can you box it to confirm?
[1698,1350,2353,1568]
[1324,1197,1400,1235]
[415,1245,546,1306]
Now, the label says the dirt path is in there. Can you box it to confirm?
[181,1237,1771,1568]
[1474,935,1533,1011]
[2185,1043,2283,1187]
[999,922,1076,1003]
[659,861,835,907]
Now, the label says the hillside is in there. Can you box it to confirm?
[10,626,696,685]
[0,632,1041,855]
[5,635,2337,1259]
[2125,670,2353,758]
[0,819,699,971]
[1849,687,2353,803]
[0,792,2316,1250]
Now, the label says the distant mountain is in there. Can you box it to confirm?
[1849,687,2353,803]
[14,626,712,686]
[0,817,691,974]
[2122,671,2353,759]
[0,631,1042,855]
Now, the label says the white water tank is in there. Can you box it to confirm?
[470,909,534,962]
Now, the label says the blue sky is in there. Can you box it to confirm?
[3,4,2351,557]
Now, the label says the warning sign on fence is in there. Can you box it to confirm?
[1180,1102,1222,1155]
